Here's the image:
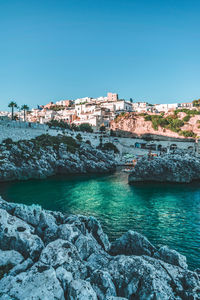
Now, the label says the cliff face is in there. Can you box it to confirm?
[129,152,200,183]
[0,198,199,299]
[0,134,116,182]
[110,112,200,139]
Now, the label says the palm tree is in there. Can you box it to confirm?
[8,101,18,120]
[21,104,29,122]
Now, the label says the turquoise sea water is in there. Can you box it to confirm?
[0,172,199,269]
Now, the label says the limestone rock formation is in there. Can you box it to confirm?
[0,134,116,182]
[0,198,199,299]
[129,152,200,183]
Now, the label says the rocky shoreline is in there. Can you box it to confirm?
[129,152,200,183]
[0,198,199,299]
[0,134,116,182]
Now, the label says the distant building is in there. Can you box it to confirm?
[132,102,149,112]
[74,97,93,105]
[43,102,56,109]
[55,100,73,107]
[154,103,178,113]
[101,100,132,112]
[107,92,118,102]
[180,102,193,109]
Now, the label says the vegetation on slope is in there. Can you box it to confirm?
[47,120,93,133]
[144,109,199,138]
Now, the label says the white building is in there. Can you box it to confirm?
[101,100,132,112]
[74,97,93,105]
[132,102,149,112]
[75,103,96,117]
[154,103,178,113]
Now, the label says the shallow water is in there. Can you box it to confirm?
[0,172,199,269]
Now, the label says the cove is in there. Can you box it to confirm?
[0,171,199,269]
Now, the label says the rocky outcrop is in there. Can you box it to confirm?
[0,134,116,182]
[129,152,200,183]
[110,112,200,139]
[0,198,199,299]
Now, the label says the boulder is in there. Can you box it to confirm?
[90,270,117,300]
[68,279,97,300]
[0,250,24,279]
[154,245,188,269]
[0,265,65,300]
[0,209,44,260]
[109,230,156,256]
[39,239,87,279]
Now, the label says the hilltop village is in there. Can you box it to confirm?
[1,93,200,159]
[1,92,199,129]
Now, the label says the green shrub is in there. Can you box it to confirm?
[183,115,191,122]
[180,130,196,138]
[100,125,106,132]
[76,133,82,142]
[98,142,119,153]
[47,120,70,130]
[71,124,79,131]
[34,134,79,153]
[2,138,13,144]
[79,123,93,133]
[144,115,152,121]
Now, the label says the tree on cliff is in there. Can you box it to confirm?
[100,125,106,132]
[8,101,18,120]
[21,104,29,122]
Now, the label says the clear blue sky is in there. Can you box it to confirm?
[0,0,200,110]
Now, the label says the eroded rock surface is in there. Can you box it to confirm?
[0,198,199,299]
[129,152,200,183]
[0,135,116,182]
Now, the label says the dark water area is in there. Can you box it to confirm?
[0,172,199,269]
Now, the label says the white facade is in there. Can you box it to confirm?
[154,103,178,112]
[101,100,132,112]
[74,97,93,105]
[114,101,132,112]
[75,104,96,116]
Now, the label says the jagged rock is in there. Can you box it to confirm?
[87,252,111,273]
[90,270,117,300]
[8,258,33,276]
[82,216,110,251]
[14,204,42,227]
[0,249,23,269]
[39,239,87,279]
[57,223,80,243]
[0,265,65,300]
[109,230,156,256]
[0,199,199,299]
[0,208,44,260]
[0,135,116,182]
[129,153,200,183]
[37,211,58,244]
[56,267,73,292]
[154,246,188,269]
[75,234,102,260]
[68,279,97,300]
[0,250,24,278]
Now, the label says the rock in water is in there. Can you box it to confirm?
[129,152,200,183]
[0,198,199,299]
